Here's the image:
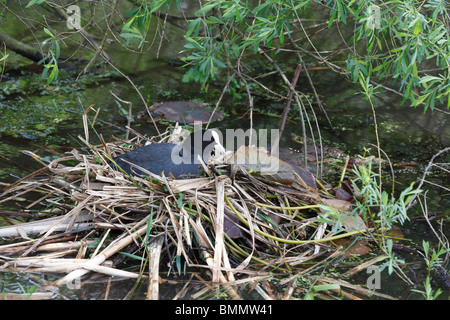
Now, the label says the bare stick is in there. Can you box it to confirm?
[111,92,133,140]
[80,0,118,75]
[206,72,236,130]
[271,64,303,154]
[105,61,160,135]
[212,178,226,283]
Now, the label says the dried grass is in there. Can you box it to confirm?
[0,125,382,300]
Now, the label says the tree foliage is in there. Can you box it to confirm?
[121,0,450,112]
[4,0,449,112]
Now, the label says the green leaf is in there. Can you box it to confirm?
[40,38,51,48]
[177,192,185,208]
[119,252,146,261]
[43,27,54,38]
[413,21,421,36]
[120,32,142,39]
[124,7,139,19]
[150,0,173,13]
[47,65,58,84]
[420,75,442,84]
[54,41,60,59]
[175,255,182,275]
[41,66,49,78]
[26,0,46,8]
[312,284,340,292]
[252,2,271,14]
[186,18,202,37]
[196,2,219,15]
[145,210,153,247]
[293,1,311,11]
[412,92,430,107]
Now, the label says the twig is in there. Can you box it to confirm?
[54,221,149,287]
[110,92,133,140]
[271,64,303,154]
[206,72,236,130]
[104,60,160,135]
[80,0,118,75]
[294,45,333,130]
[407,147,450,211]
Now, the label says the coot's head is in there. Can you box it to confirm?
[171,129,217,165]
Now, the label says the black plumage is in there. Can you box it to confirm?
[110,130,215,178]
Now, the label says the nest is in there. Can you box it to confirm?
[0,126,381,300]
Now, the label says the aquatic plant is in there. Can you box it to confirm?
[411,241,448,300]
[175,0,450,112]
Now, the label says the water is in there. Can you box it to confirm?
[1,61,448,299]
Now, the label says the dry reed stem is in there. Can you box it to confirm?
[0,212,93,238]
[0,240,95,253]
[55,223,148,287]
[173,273,195,300]
[148,236,164,300]
[282,278,297,300]
[308,275,397,300]
[254,284,274,300]
[188,215,242,299]
[212,178,226,283]
[342,255,389,278]
[0,292,55,300]
[104,277,112,300]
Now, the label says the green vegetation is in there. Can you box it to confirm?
[411,241,447,300]
[351,160,421,229]
[17,0,448,114]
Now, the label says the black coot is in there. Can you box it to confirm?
[110,130,216,178]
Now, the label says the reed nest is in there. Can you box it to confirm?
[0,126,384,300]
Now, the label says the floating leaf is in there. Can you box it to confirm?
[340,211,366,232]
[230,145,296,185]
[154,101,222,124]
[277,147,317,188]
[334,238,372,257]
[336,180,355,201]
[229,146,317,188]
[320,198,351,211]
